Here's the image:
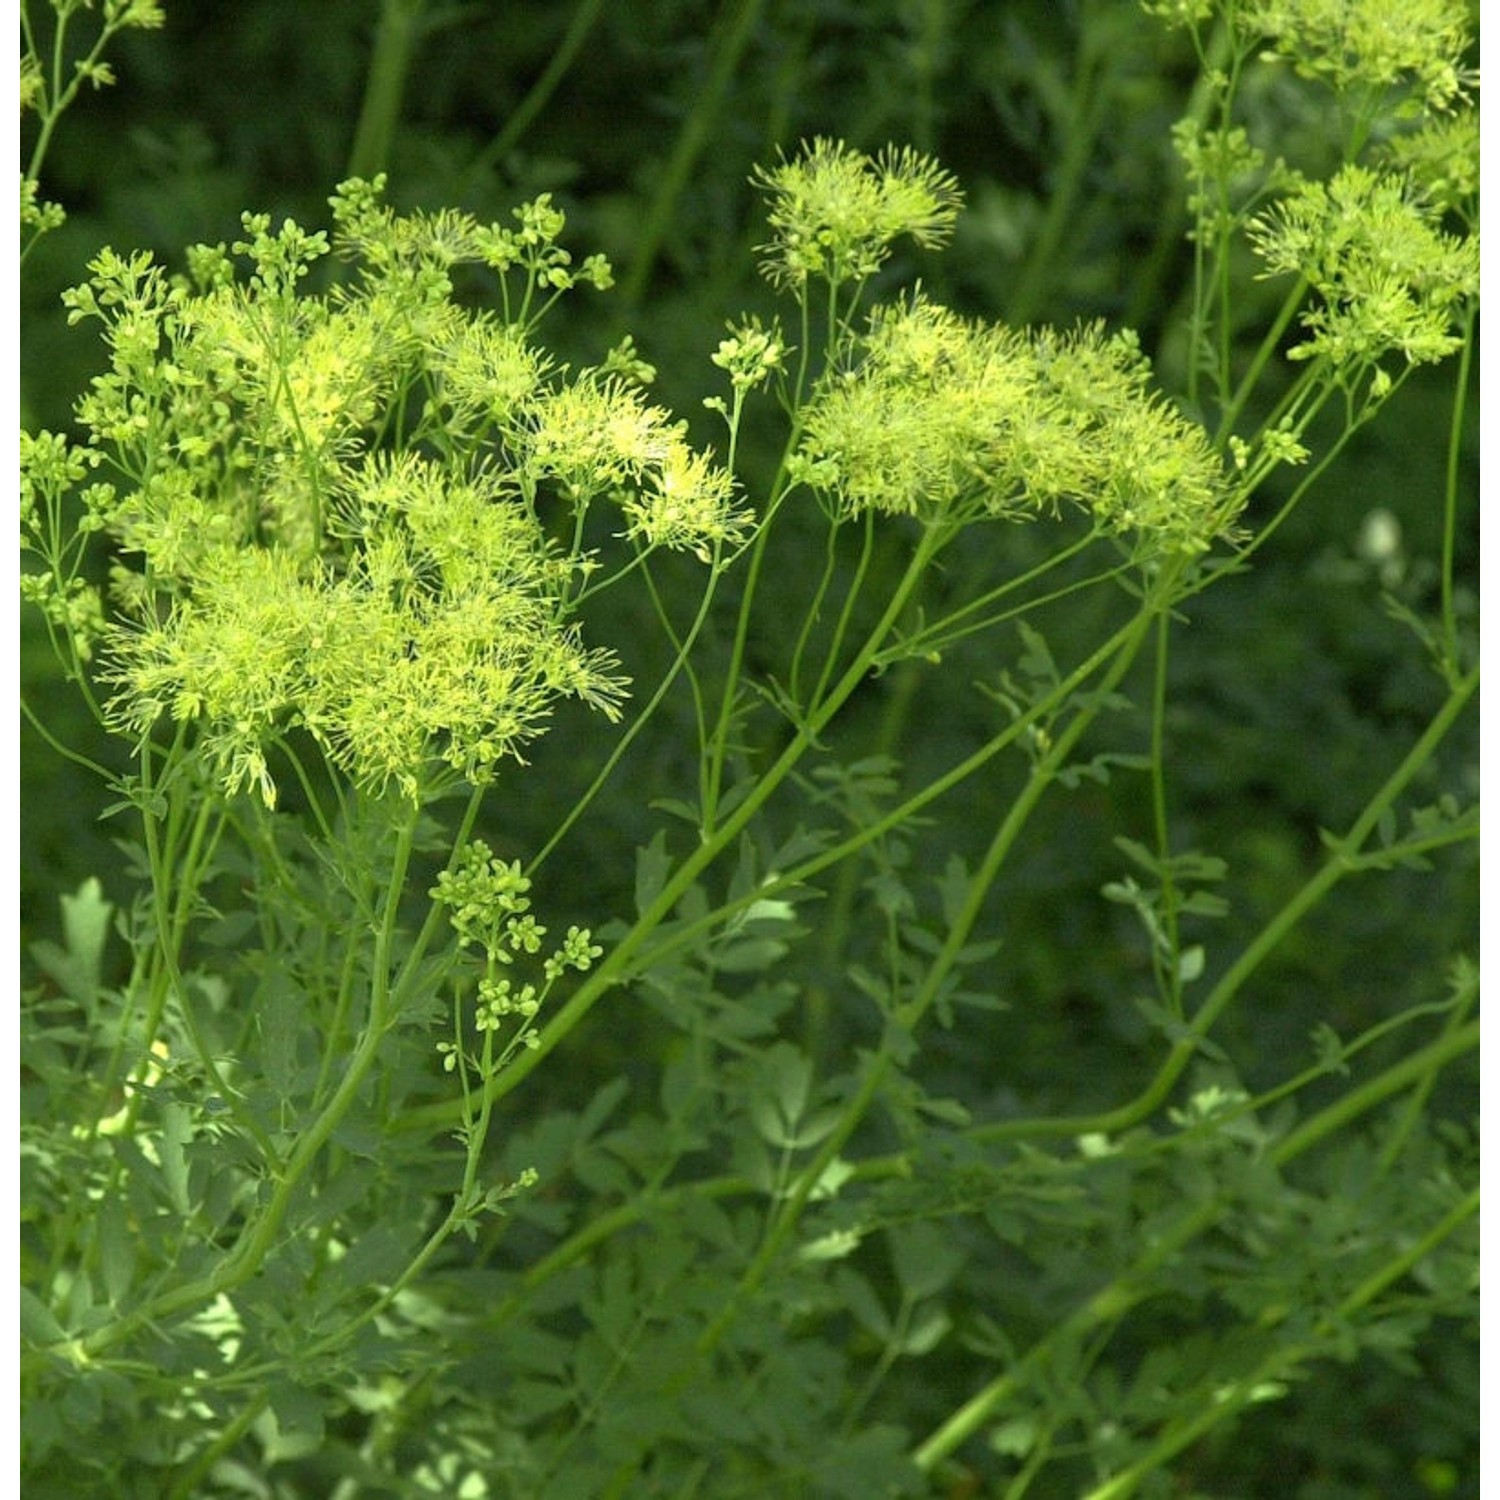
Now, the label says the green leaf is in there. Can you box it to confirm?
[888,1221,965,1301]
[158,1102,193,1214]
[635,831,673,915]
[338,1221,423,1286]
[19,1286,67,1347]
[97,1193,137,1306]
[256,962,304,1104]
[29,878,113,1005]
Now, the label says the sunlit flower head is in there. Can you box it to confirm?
[753,139,963,291]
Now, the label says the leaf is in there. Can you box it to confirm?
[19,1286,67,1347]
[576,1075,630,1142]
[748,1042,817,1147]
[888,1221,965,1301]
[158,1102,194,1214]
[635,831,673,915]
[262,1381,326,1461]
[255,962,304,1104]
[28,878,114,1005]
[900,1305,953,1355]
[835,1267,893,1340]
[97,1194,137,1306]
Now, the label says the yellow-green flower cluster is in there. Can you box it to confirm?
[1381,108,1480,225]
[525,376,748,559]
[1248,164,1478,366]
[1237,0,1473,112]
[753,139,963,291]
[1143,0,1473,113]
[431,841,602,1057]
[39,180,743,806]
[793,296,1232,554]
[106,457,626,805]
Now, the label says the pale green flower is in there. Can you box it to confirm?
[753,138,963,291]
[795,297,1232,553]
[1249,164,1478,365]
[525,375,749,556]
[1382,108,1480,223]
[1238,0,1473,111]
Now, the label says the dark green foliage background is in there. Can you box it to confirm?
[21,2,1478,1495]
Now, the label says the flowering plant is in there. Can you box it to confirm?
[20,2,1477,1493]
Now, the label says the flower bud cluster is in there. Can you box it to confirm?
[432,842,603,1056]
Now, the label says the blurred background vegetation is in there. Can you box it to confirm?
[21,2,1477,1494]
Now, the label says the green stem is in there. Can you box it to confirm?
[461,0,606,189]
[1438,299,1477,684]
[532,556,727,872]
[1376,959,1477,1178]
[970,662,1477,1147]
[1078,1182,1479,1500]
[400,523,952,1137]
[616,0,766,310]
[532,604,1164,1032]
[346,0,428,180]
[168,1391,271,1500]
[698,567,1176,1355]
[53,805,421,1366]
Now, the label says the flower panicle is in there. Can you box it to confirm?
[752,138,963,292]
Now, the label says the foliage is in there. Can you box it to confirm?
[20,1,1477,1496]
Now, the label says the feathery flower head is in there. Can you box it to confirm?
[753,139,963,291]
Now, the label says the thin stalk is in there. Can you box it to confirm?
[638,595,1158,973]
[1376,960,1477,1178]
[1438,299,1477,684]
[787,513,852,706]
[167,1391,271,1500]
[531,556,727,872]
[806,510,880,715]
[398,522,952,1137]
[617,0,766,311]
[1146,607,1184,1018]
[346,0,428,180]
[1212,275,1310,447]
[1081,1183,1478,1500]
[969,662,1477,1148]
[55,806,422,1365]
[461,0,606,189]
[448,970,1467,1337]
[697,569,1175,1356]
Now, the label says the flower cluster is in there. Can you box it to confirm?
[1248,164,1479,366]
[432,841,603,1062]
[793,296,1233,554]
[35,180,744,806]
[525,376,749,560]
[329,177,613,307]
[432,841,537,962]
[102,456,626,805]
[1142,0,1474,113]
[710,317,787,393]
[752,139,963,292]
[1381,109,1480,226]
[1237,0,1473,112]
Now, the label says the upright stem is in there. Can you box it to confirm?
[347,0,428,180]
